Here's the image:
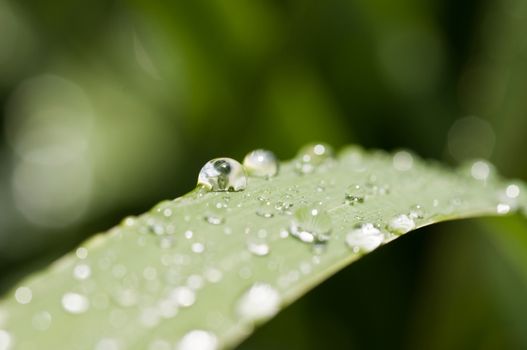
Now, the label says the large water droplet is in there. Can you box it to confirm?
[61,292,89,314]
[387,214,415,235]
[197,158,247,192]
[289,206,332,243]
[505,184,521,199]
[237,283,280,322]
[243,149,279,178]
[177,330,218,350]
[294,143,333,174]
[345,223,384,253]
[470,160,492,181]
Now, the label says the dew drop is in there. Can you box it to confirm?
[393,150,414,171]
[237,283,280,322]
[387,214,415,235]
[470,160,491,181]
[76,247,88,259]
[62,292,89,314]
[346,223,384,253]
[243,149,279,177]
[197,158,247,192]
[289,206,332,243]
[505,184,520,199]
[177,330,218,350]
[191,242,205,254]
[73,264,91,280]
[294,143,333,174]
[344,184,366,205]
[247,240,270,256]
[171,287,196,307]
[408,204,425,220]
[15,286,32,305]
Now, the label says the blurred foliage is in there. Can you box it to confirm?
[0,0,526,348]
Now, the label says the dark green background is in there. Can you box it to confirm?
[1,0,526,348]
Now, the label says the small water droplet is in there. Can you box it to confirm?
[204,268,223,283]
[184,230,193,239]
[505,184,520,199]
[345,223,384,253]
[289,206,332,243]
[393,150,414,171]
[470,160,491,181]
[344,184,366,205]
[247,240,270,256]
[177,330,218,350]
[256,200,274,218]
[62,292,89,314]
[294,143,334,174]
[73,264,91,280]
[15,286,32,305]
[197,158,247,192]
[191,242,205,254]
[408,204,425,220]
[243,149,279,177]
[187,275,204,290]
[237,283,280,322]
[76,247,88,259]
[387,214,415,235]
[170,287,196,307]
[204,214,224,225]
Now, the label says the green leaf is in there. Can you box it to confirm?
[0,145,524,350]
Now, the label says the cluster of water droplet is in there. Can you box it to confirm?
[197,149,279,193]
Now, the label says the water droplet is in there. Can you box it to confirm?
[387,214,415,235]
[76,247,88,259]
[247,240,270,256]
[191,242,205,254]
[32,311,52,331]
[15,286,32,304]
[505,184,520,199]
[497,203,511,215]
[237,283,280,322]
[289,206,332,243]
[177,330,218,350]
[73,264,91,280]
[274,200,293,215]
[0,330,12,350]
[408,204,425,220]
[345,223,384,253]
[61,292,89,314]
[204,214,224,225]
[344,184,366,205]
[243,149,279,177]
[294,143,333,174]
[256,200,274,218]
[171,287,196,307]
[204,268,223,283]
[197,158,247,192]
[393,150,413,171]
[470,160,491,181]
[187,275,204,290]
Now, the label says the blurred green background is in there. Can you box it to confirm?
[1,0,527,348]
